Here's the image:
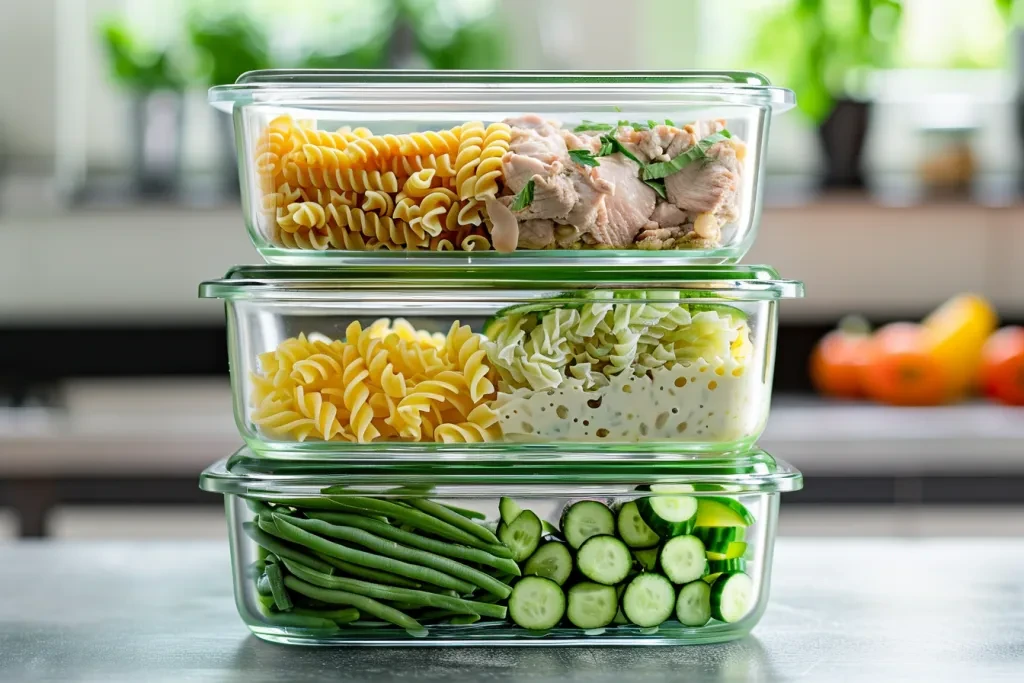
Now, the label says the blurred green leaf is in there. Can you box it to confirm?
[99,18,185,91]
[399,0,504,69]
[187,13,271,87]
[749,0,904,124]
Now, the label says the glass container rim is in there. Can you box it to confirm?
[208,69,796,113]
[198,449,804,494]
[198,265,804,300]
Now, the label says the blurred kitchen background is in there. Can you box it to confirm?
[1,0,1023,540]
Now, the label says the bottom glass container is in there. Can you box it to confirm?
[200,448,802,646]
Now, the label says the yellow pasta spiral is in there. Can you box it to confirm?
[433,405,501,443]
[397,127,462,157]
[284,161,400,193]
[445,322,495,403]
[326,204,427,248]
[415,188,459,237]
[361,190,395,216]
[402,169,439,198]
[454,121,485,202]
[473,122,512,201]
[275,227,332,251]
[293,385,347,440]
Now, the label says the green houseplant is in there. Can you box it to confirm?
[750,0,903,188]
[99,18,188,196]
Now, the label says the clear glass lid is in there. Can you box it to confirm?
[199,265,805,301]
[199,447,804,493]
[209,70,796,113]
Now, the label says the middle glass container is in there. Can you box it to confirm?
[200,264,803,459]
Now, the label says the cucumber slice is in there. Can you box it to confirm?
[693,526,745,552]
[508,576,565,630]
[710,572,754,623]
[659,535,707,584]
[636,495,698,539]
[567,582,618,629]
[498,509,542,562]
[707,558,746,574]
[612,583,629,625]
[523,541,573,586]
[576,535,632,586]
[561,500,615,550]
[499,497,523,526]
[694,498,754,528]
[675,580,712,627]
[632,547,660,572]
[622,573,675,628]
[616,501,660,549]
[706,542,748,561]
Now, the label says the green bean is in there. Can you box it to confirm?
[253,601,340,631]
[281,514,512,599]
[310,552,422,589]
[271,497,353,511]
[290,607,360,624]
[283,576,426,636]
[256,573,272,596]
[265,561,293,611]
[306,511,520,576]
[241,522,335,574]
[404,498,502,546]
[283,559,508,619]
[323,496,510,556]
[246,560,266,580]
[244,497,274,516]
[270,515,474,594]
[449,614,482,625]
[441,503,487,521]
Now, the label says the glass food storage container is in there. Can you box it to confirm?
[200,447,803,646]
[199,265,803,458]
[208,70,795,264]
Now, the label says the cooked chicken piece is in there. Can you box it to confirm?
[501,152,559,195]
[483,197,520,253]
[634,125,695,163]
[503,115,569,171]
[649,201,689,228]
[589,155,656,246]
[517,219,557,249]
[665,141,740,216]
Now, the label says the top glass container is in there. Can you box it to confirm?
[209,70,795,265]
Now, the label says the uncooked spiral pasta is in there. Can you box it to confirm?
[326,204,427,248]
[252,117,519,251]
[248,320,497,444]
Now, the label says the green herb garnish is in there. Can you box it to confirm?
[665,118,676,127]
[509,180,535,211]
[597,133,643,167]
[568,149,601,167]
[612,105,622,112]
[643,178,667,199]
[647,119,660,129]
[641,130,732,180]
[573,120,614,133]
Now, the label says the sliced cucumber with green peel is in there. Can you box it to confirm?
[710,572,754,623]
[509,576,565,630]
[675,580,712,627]
[523,541,573,586]
[561,500,615,549]
[622,573,675,628]
[499,497,523,526]
[659,535,707,584]
[616,501,661,549]
[612,583,629,625]
[498,509,542,562]
[708,558,746,574]
[707,542,748,561]
[576,535,632,586]
[694,498,754,528]
[693,526,745,552]
[633,547,660,572]
[636,495,698,538]
[567,582,618,629]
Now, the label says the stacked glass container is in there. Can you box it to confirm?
[200,71,804,646]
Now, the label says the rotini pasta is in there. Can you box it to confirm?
[249,320,497,444]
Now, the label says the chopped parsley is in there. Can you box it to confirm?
[573,120,614,133]
[568,149,601,167]
[509,180,535,211]
[642,130,732,181]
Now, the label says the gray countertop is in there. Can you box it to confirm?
[1,538,1022,682]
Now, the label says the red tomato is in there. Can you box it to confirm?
[980,326,1024,406]
[810,328,870,399]
[861,323,950,406]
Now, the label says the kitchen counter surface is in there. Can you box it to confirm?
[1,538,1021,682]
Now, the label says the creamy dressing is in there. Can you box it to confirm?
[492,362,764,443]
